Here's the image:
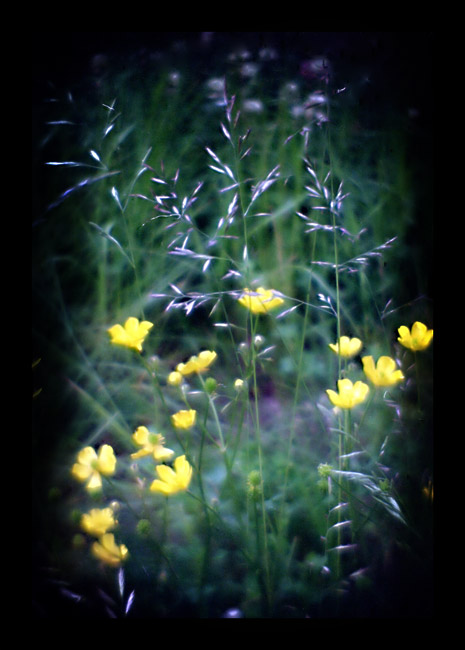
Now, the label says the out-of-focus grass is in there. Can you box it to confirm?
[32,34,433,618]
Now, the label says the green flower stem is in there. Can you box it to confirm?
[343,408,352,469]
[414,351,424,419]
[137,355,215,570]
[252,495,271,617]
[137,353,169,428]
[276,274,313,562]
[248,313,272,614]
[357,388,375,438]
[198,375,226,452]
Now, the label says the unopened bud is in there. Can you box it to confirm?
[204,377,217,394]
[253,334,265,349]
[247,470,262,501]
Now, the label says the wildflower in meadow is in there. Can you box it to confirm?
[130,426,174,461]
[150,455,193,496]
[71,444,116,490]
[91,533,128,567]
[397,321,434,351]
[107,316,154,352]
[80,507,117,537]
[362,355,405,387]
[167,370,183,386]
[176,350,217,376]
[326,378,369,409]
[238,287,284,315]
[171,409,197,429]
[328,336,363,358]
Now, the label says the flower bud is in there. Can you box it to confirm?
[136,518,151,537]
[234,378,244,391]
[253,334,265,349]
[204,377,217,394]
[247,470,262,501]
[317,463,333,478]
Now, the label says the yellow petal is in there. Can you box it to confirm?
[171,409,197,429]
[97,444,116,476]
[86,470,103,490]
[81,508,116,537]
[76,446,98,467]
[155,464,178,487]
[397,325,410,339]
[377,356,396,374]
[411,321,427,337]
[153,445,175,461]
[91,533,128,567]
[71,462,93,482]
[130,448,152,459]
[174,455,193,489]
[167,371,183,386]
[362,355,378,384]
[132,426,150,446]
[150,479,177,496]
[326,388,343,408]
[353,380,369,403]
[107,324,127,344]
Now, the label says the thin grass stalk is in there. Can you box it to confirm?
[112,153,151,319]
[224,102,272,613]
[325,84,349,590]
[277,191,321,547]
[249,313,273,613]
[196,406,213,617]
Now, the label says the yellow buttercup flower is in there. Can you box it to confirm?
[362,355,405,387]
[238,287,284,315]
[71,444,116,490]
[397,321,433,351]
[167,370,183,386]
[176,350,217,376]
[171,409,197,430]
[130,426,174,461]
[328,336,363,358]
[91,533,128,567]
[107,317,154,352]
[326,378,369,409]
[81,507,117,537]
[150,455,193,496]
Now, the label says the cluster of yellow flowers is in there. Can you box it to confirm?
[72,303,432,568]
[71,432,194,565]
[71,446,128,566]
[167,349,217,389]
[70,317,207,567]
[80,507,128,567]
[326,322,433,410]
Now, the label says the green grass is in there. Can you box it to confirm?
[32,38,433,618]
